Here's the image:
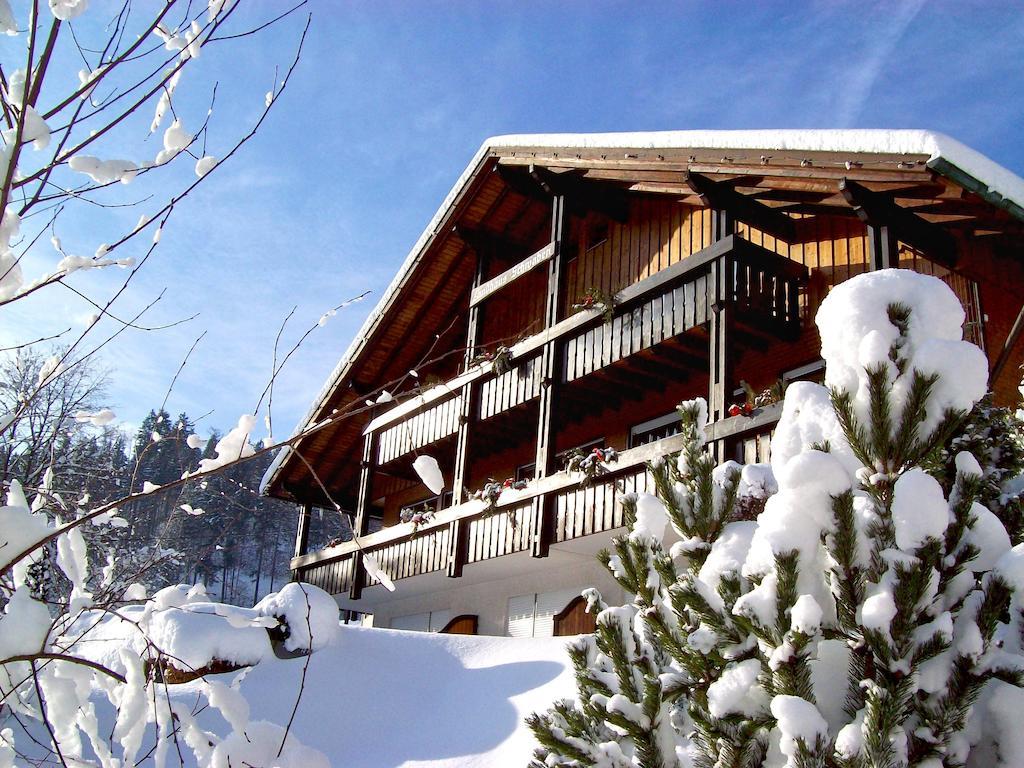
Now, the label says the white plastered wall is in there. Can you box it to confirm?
[369,549,628,636]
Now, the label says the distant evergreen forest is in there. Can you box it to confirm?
[0,349,345,605]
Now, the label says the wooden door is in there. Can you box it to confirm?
[440,614,478,635]
[553,596,596,636]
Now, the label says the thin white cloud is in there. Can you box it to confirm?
[835,0,927,127]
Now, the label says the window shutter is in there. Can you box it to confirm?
[534,589,579,638]
[428,610,452,633]
[506,594,536,637]
[390,612,430,632]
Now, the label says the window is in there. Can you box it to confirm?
[515,462,535,483]
[506,589,580,638]
[629,412,681,447]
[399,491,454,518]
[516,438,606,481]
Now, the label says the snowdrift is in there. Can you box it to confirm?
[165,624,574,767]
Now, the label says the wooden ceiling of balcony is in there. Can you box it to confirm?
[267,144,1024,506]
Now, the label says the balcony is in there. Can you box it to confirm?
[291,403,781,604]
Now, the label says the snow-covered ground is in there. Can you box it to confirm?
[219,625,574,767]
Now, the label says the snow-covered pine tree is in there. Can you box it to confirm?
[928,395,1024,545]
[530,269,1024,768]
[528,399,777,767]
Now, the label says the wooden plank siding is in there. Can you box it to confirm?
[561,199,880,332]
[565,199,714,309]
[478,267,547,350]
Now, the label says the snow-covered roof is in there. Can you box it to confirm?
[261,129,1024,497]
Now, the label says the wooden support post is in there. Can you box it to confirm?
[349,551,365,601]
[451,382,475,506]
[712,206,734,243]
[293,502,312,559]
[868,223,898,270]
[452,248,488,508]
[532,195,568,558]
[708,209,735,463]
[463,249,488,366]
[708,257,735,463]
[349,433,376,600]
[447,518,470,578]
[352,434,375,537]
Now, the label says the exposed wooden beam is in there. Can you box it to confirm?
[625,183,704,204]
[497,153,935,185]
[535,165,631,223]
[498,164,630,223]
[470,242,555,307]
[688,162,935,185]
[496,164,550,204]
[733,186,835,204]
[839,178,957,267]
[683,172,797,243]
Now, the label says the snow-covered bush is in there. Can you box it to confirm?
[255,581,341,654]
[530,269,1024,768]
[2,475,340,764]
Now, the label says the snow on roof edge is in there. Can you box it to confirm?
[480,129,1024,210]
[261,129,1024,497]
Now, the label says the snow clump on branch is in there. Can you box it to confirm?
[194,414,256,474]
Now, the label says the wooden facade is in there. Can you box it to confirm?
[267,135,1024,610]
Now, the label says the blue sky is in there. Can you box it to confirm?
[6,0,1024,444]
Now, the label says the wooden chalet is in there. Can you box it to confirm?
[262,130,1024,636]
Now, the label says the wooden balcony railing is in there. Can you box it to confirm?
[294,403,782,599]
[479,354,543,421]
[376,393,463,464]
[566,277,712,382]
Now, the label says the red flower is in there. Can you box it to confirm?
[728,404,743,417]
